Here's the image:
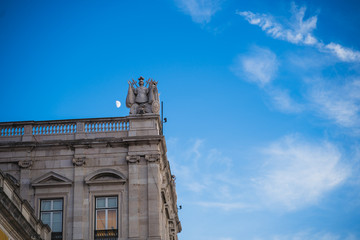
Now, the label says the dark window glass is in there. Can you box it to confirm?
[40,199,63,240]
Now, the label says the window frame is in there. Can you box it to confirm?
[40,198,64,240]
[94,196,118,240]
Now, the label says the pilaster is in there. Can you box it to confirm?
[127,155,140,239]
[146,154,161,239]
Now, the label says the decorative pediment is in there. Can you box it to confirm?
[32,171,73,188]
[85,168,126,185]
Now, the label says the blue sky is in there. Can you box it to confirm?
[1,0,360,239]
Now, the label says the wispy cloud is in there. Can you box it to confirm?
[231,47,304,113]
[257,134,350,210]
[254,230,358,240]
[196,201,249,211]
[325,43,360,62]
[237,3,317,46]
[167,138,249,209]
[174,0,222,24]
[168,135,352,212]
[267,88,304,113]
[237,3,360,62]
[255,230,360,240]
[231,46,279,87]
[308,79,360,128]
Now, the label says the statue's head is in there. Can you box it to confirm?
[138,76,144,86]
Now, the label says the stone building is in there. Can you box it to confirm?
[0,169,51,240]
[0,79,181,240]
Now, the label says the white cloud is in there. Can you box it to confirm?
[257,134,350,210]
[267,88,304,113]
[237,3,318,45]
[174,0,222,24]
[196,201,249,211]
[325,42,360,62]
[308,79,360,128]
[237,3,360,62]
[231,47,279,87]
[257,230,360,240]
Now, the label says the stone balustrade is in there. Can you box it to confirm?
[0,170,51,240]
[0,117,131,143]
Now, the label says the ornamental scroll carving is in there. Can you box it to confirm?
[145,154,160,163]
[18,160,32,168]
[126,155,141,164]
[126,76,160,115]
[72,157,86,166]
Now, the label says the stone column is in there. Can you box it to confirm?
[146,154,161,240]
[127,155,140,239]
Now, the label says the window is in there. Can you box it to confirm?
[95,196,118,240]
[40,199,63,240]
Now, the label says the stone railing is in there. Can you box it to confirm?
[0,117,130,142]
[0,170,51,240]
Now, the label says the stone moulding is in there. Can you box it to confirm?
[84,168,127,185]
[31,171,73,188]
[18,159,33,168]
[145,154,160,162]
[126,155,141,164]
[72,157,86,166]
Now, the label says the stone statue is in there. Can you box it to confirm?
[126,76,160,114]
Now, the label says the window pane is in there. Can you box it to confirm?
[108,210,117,229]
[53,199,63,210]
[41,212,51,225]
[41,200,51,211]
[96,198,105,208]
[108,197,117,208]
[52,212,63,232]
[96,210,106,230]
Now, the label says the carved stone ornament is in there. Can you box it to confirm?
[145,154,160,162]
[126,155,140,164]
[126,76,160,115]
[18,160,32,168]
[72,157,86,166]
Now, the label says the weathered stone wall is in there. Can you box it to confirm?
[0,115,181,240]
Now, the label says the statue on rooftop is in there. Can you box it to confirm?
[126,76,160,114]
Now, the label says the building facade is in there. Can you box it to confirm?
[0,114,181,240]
